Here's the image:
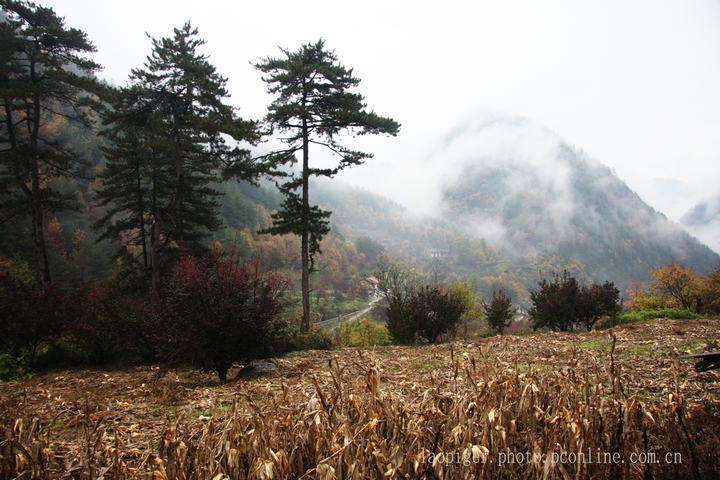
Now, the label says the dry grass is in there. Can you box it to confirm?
[1,318,720,479]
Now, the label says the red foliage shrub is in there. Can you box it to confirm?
[0,256,63,366]
[62,282,150,365]
[147,247,288,381]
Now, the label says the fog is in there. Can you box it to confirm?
[338,113,720,269]
[34,0,720,233]
[680,196,720,253]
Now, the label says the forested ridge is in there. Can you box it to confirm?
[440,141,719,290]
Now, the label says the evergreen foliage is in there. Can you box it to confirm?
[386,284,466,344]
[95,23,260,292]
[483,287,514,335]
[255,39,400,332]
[0,0,104,287]
[355,236,385,268]
[530,271,621,332]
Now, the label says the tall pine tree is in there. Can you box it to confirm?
[96,23,259,293]
[0,0,103,288]
[255,39,400,331]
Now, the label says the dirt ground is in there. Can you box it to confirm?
[1,318,719,479]
[2,319,718,446]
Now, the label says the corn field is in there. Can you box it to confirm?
[1,319,719,479]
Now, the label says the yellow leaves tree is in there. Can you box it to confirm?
[45,217,66,251]
[649,262,702,312]
[699,264,720,314]
[446,282,484,336]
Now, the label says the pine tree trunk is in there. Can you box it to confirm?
[301,117,311,333]
[136,163,149,271]
[301,232,310,332]
[30,88,51,288]
[150,207,162,296]
[32,204,51,287]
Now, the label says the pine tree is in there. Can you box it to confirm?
[255,39,400,331]
[0,0,104,288]
[96,23,259,293]
[482,287,514,335]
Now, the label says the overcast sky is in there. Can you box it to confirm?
[41,0,720,223]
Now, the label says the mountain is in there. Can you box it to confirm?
[435,117,719,287]
[680,196,720,253]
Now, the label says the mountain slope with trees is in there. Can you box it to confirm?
[680,195,720,254]
[3,1,719,382]
[437,119,719,290]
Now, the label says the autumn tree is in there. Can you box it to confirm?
[255,39,400,332]
[649,262,702,312]
[700,263,720,315]
[447,282,484,336]
[95,23,259,292]
[0,0,103,288]
[373,254,419,302]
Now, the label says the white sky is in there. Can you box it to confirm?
[41,0,720,222]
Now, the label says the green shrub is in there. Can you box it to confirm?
[530,271,622,332]
[596,308,701,329]
[280,321,334,351]
[386,284,466,344]
[473,326,496,339]
[0,352,33,381]
[339,318,391,347]
[483,287,514,335]
[34,335,93,368]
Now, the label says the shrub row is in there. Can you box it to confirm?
[0,250,322,381]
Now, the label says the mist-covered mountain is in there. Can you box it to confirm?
[434,117,718,286]
[315,115,718,299]
[680,196,720,253]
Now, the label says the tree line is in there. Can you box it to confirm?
[0,0,399,379]
[3,1,713,382]
[372,256,624,346]
[0,1,399,332]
